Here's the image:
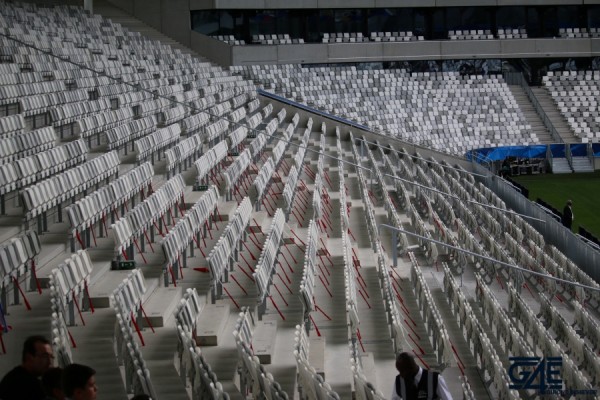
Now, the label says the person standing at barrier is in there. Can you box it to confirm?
[562,200,574,230]
[391,352,452,400]
[0,335,54,400]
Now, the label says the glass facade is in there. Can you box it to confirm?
[191,5,595,43]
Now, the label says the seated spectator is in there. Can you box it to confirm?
[62,364,97,400]
[42,367,65,400]
[0,335,54,400]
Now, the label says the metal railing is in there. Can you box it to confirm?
[503,71,563,143]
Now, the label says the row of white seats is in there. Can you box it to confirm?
[113,307,157,398]
[559,27,600,38]
[204,119,230,143]
[342,230,360,341]
[507,283,592,392]
[206,197,253,301]
[134,123,181,162]
[375,238,408,355]
[471,273,535,360]
[111,269,149,334]
[345,234,387,400]
[336,134,350,237]
[548,245,600,310]
[409,254,453,368]
[181,112,210,136]
[443,267,519,399]
[1,139,87,196]
[248,132,268,162]
[222,148,252,195]
[0,79,65,103]
[111,175,185,261]
[250,157,275,207]
[138,98,170,119]
[195,140,228,185]
[161,185,219,281]
[0,230,41,310]
[0,126,55,163]
[50,294,74,368]
[246,112,263,130]
[227,126,248,151]
[177,324,230,399]
[572,301,600,352]
[49,97,112,128]
[228,106,247,124]
[78,107,135,139]
[19,88,89,117]
[348,133,378,246]
[537,293,600,386]
[106,115,157,151]
[240,65,533,154]
[233,307,288,399]
[49,249,94,326]
[370,144,410,254]
[0,114,25,137]
[172,288,231,397]
[408,204,439,264]
[298,219,319,323]
[66,163,154,246]
[456,219,496,284]
[22,151,120,220]
[448,29,494,40]
[497,28,528,39]
[253,209,285,318]
[294,322,339,399]
[164,132,203,175]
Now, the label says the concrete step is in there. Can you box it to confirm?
[531,87,578,142]
[508,85,553,144]
[142,286,182,328]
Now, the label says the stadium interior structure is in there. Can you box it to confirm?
[1,0,600,399]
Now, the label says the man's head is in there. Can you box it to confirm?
[567,200,573,206]
[395,352,419,380]
[42,367,65,400]
[62,364,97,400]
[22,335,53,376]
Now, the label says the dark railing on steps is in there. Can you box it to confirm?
[503,71,563,144]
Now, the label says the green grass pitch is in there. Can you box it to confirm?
[513,171,600,239]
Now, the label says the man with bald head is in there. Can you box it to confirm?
[391,352,452,400]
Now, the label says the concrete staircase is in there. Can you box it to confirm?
[571,157,594,173]
[531,87,579,143]
[508,85,553,143]
[551,158,573,174]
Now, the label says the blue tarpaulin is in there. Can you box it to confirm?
[466,145,548,162]
[593,144,600,157]
[550,144,566,158]
[570,143,588,157]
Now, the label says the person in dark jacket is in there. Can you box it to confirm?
[42,367,64,400]
[391,352,452,400]
[0,335,54,400]
[562,200,574,230]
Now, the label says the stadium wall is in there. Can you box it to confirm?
[217,38,600,65]
[105,0,191,47]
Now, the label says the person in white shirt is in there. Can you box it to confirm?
[391,352,452,400]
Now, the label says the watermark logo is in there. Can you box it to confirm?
[508,357,562,393]
[508,356,597,397]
